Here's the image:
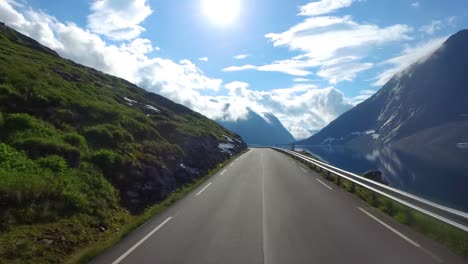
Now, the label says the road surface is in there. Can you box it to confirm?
[92,148,466,264]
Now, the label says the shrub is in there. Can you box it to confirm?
[36,155,68,174]
[63,132,87,149]
[84,125,132,147]
[52,109,76,124]
[3,113,57,140]
[394,210,412,225]
[14,137,81,167]
[0,112,4,127]
[78,102,121,123]
[5,113,36,130]
[92,149,124,172]
[0,143,24,166]
[121,117,159,139]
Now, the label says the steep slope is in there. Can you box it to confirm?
[0,23,246,261]
[218,109,295,145]
[299,29,468,154]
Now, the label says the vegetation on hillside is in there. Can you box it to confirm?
[0,24,245,263]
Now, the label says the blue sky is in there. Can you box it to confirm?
[1,0,468,138]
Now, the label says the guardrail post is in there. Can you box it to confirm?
[336,176,341,186]
[351,182,356,193]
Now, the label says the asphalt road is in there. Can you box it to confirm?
[91,148,467,264]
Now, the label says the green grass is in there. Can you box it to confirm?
[68,149,250,264]
[0,24,247,263]
[285,150,468,258]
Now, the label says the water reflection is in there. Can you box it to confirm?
[292,145,468,212]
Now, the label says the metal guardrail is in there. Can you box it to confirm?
[272,147,468,233]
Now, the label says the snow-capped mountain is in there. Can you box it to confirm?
[299,29,468,159]
[218,109,295,146]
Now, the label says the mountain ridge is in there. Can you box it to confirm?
[299,29,468,153]
[218,108,295,145]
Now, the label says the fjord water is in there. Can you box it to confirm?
[295,145,468,212]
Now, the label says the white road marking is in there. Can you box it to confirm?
[316,179,333,190]
[196,182,212,196]
[220,169,227,175]
[112,217,173,264]
[300,168,307,173]
[358,207,421,248]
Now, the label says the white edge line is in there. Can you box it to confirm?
[196,182,212,196]
[112,217,173,264]
[358,207,421,248]
[316,178,333,190]
[300,168,307,172]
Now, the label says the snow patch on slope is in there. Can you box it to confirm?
[124,97,138,106]
[218,143,235,154]
[145,104,160,113]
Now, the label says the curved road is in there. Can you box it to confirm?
[92,148,466,264]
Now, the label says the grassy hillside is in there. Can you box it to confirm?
[0,23,246,263]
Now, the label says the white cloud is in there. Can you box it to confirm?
[199,57,209,62]
[411,2,420,8]
[299,0,354,16]
[233,54,249,60]
[316,56,374,84]
[265,16,412,60]
[225,14,412,83]
[373,37,447,86]
[419,17,458,35]
[419,20,443,35]
[0,0,356,139]
[87,0,152,40]
[350,89,376,105]
[214,82,354,138]
[293,78,311,82]
[223,64,256,72]
[223,59,318,76]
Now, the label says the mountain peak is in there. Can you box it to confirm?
[218,110,295,145]
[446,29,468,42]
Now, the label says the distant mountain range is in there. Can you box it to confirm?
[299,29,468,165]
[218,109,295,146]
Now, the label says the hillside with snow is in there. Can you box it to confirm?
[299,29,468,163]
[218,109,295,146]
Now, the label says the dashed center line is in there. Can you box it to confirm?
[220,169,227,175]
[112,217,173,264]
[358,207,422,248]
[316,178,333,190]
[196,182,212,196]
[300,168,307,173]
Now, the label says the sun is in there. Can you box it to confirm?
[202,0,241,26]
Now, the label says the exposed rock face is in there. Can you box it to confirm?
[119,135,246,211]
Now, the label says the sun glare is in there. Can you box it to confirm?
[202,0,241,26]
